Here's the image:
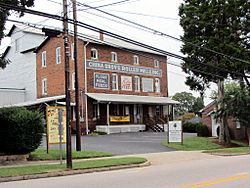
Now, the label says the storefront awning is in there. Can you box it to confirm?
[86,93,180,105]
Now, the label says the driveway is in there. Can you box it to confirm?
[42,132,196,155]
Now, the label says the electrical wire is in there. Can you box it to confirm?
[76,1,250,66]
[0,2,249,79]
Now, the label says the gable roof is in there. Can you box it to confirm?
[6,24,44,37]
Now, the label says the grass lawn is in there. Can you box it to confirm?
[162,137,223,151]
[203,147,250,155]
[0,157,146,178]
[29,148,112,161]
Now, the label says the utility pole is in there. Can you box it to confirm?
[72,0,81,151]
[63,0,72,169]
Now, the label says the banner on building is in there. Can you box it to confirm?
[110,116,130,122]
[121,76,132,91]
[94,73,109,89]
[46,106,66,144]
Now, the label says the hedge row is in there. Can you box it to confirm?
[183,122,209,137]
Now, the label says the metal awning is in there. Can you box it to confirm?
[1,95,65,108]
[86,93,180,105]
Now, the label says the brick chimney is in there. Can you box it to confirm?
[99,30,104,41]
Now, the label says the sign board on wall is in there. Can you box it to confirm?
[110,116,130,122]
[168,121,182,143]
[46,106,66,144]
[94,73,109,89]
[142,78,154,92]
[121,76,132,91]
[87,60,162,77]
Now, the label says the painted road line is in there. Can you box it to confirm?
[179,172,250,188]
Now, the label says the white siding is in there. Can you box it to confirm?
[0,26,45,106]
[0,89,26,106]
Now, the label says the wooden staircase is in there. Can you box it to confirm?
[145,117,164,132]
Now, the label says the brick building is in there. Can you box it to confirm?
[201,101,246,140]
[35,33,179,134]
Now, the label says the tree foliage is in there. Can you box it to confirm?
[179,0,250,86]
[0,0,35,68]
[172,92,204,116]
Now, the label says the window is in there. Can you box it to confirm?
[155,78,160,93]
[42,78,47,95]
[15,39,19,52]
[91,48,98,59]
[42,51,46,68]
[72,72,75,90]
[111,52,117,62]
[71,43,74,60]
[142,78,153,92]
[133,55,139,65]
[154,59,160,67]
[112,74,118,90]
[56,47,61,64]
[134,76,140,92]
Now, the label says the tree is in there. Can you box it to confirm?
[179,0,250,145]
[172,91,204,117]
[215,85,250,145]
[0,0,35,68]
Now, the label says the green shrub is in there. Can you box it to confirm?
[0,107,44,155]
[196,123,209,137]
[183,122,197,133]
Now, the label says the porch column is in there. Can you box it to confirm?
[107,102,110,134]
[134,104,137,124]
[97,103,100,119]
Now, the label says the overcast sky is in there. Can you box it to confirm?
[0,0,215,104]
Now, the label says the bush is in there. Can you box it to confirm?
[0,107,44,155]
[196,123,209,137]
[183,122,197,133]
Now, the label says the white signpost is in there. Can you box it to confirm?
[168,121,183,144]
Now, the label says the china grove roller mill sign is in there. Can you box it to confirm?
[168,121,183,143]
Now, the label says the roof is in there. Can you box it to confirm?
[34,31,165,56]
[0,95,65,108]
[86,93,180,105]
[199,101,216,113]
[7,24,44,37]
[1,46,11,59]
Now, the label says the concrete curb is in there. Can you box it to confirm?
[0,161,150,183]
[207,152,250,157]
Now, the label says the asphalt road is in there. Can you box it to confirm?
[1,152,250,188]
[42,132,196,155]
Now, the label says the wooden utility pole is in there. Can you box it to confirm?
[72,0,81,151]
[63,0,72,169]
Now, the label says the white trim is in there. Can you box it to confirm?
[111,52,118,62]
[72,72,75,90]
[154,59,160,67]
[56,47,61,64]
[133,55,139,65]
[91,48,98,59]
[112,73,118,90]
[155,78,160,93]
[42,78,47,96]
[42,51,46,68]
[134,76,140,92]
[71,43,74,60]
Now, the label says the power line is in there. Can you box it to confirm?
[0,2,249,79]
[76,1,250,66]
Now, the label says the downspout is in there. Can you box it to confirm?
[84,41,89,134]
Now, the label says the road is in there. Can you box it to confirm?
[42,132,196,155]
[1,152,250,188]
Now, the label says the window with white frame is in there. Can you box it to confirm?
[56,47,61,64]
[133,55,139,65]
[42,78,47,95]
[111,52,117,62]
[91,48,98,59]
[154,59,160,67]
[42,51,46,68]
[71,43,74,60]
[155,78,160,92]
[112,74,118,90]
[72,72,75,90]
[134,76,140,92]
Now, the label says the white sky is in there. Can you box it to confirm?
[0,0,215,105]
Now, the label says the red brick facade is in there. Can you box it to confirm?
[201,102,246,140]
[36,34,169,133]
